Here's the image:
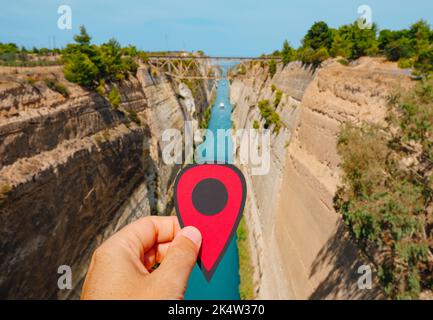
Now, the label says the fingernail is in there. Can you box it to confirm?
[180,226,202,247]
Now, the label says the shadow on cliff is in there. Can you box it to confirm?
[299,62,321,75]
[308,221,383,300]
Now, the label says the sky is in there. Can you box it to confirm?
[1,0,433,56]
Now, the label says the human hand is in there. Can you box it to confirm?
[81,216,202,300]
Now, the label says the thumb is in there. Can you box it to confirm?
[155,226,202,293]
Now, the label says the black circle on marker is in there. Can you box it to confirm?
[192,178,228,216]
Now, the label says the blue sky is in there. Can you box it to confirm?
[1,0,433,56]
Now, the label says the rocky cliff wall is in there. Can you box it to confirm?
[230,58,411,299]
[0,62,215,299]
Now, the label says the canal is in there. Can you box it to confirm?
[184,65,241,300]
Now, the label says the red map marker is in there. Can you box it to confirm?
[174,164,247,281]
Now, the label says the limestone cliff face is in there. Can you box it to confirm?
[0,63,214,299]
[230,58,411,299]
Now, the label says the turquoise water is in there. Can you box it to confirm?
[184,68,240,300]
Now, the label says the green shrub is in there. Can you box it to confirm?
[237,218,255,300]
[127,109,141,126]
[64,52,99,87]
[384,38,415,61]
[108,87,121,109]
[398,58,414,69]
[271,84,277,92]
[121,56,138,75]
[253,120,260,130]
[335,80,433,299]
[330,30,352,58]
[312,47,330,65]
[268,59,277,78]
[237,65,247,75]
[121,45,138,57]
[200,107,212,129]
[338,58,349,66]
[257,99,282,134]
[136,51,148,63]
[0,184,12,201]
[0,42,62,66]
[281,40,294,65]
[274,89,283,108]
[299,46,330,67]
[302,21,334,51]
[26,77,36,85]
[1,184,12,195]
[96,79,106,95]
[414,47,433,75]
[44,79,69,97]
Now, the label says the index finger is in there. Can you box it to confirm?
[102,216,181,261]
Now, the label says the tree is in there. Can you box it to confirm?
[312,47,330,66]
[346,22,378,59]
[409,20,431,41]
[0,43,19,54]
[331,27,352,58]
[384,38,414,61]
[281,40,294,65]
[378,29,400,51]
[74,25,91,46]
[64,52,99,87]
[409,20,431,55]
[298,46,330,67]
[275,19,432,75]
[271,50,281,57]
[302,21,334,50]
[414,47,433,75]
[122,45,138,57]
[100,38,123,80]
[63,27,138,87]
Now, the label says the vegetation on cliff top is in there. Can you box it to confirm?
[0,26,149,87]
[0,43,62,66]
[63,26,139,88]
[335,79,433,299]
[270,19,433,75]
